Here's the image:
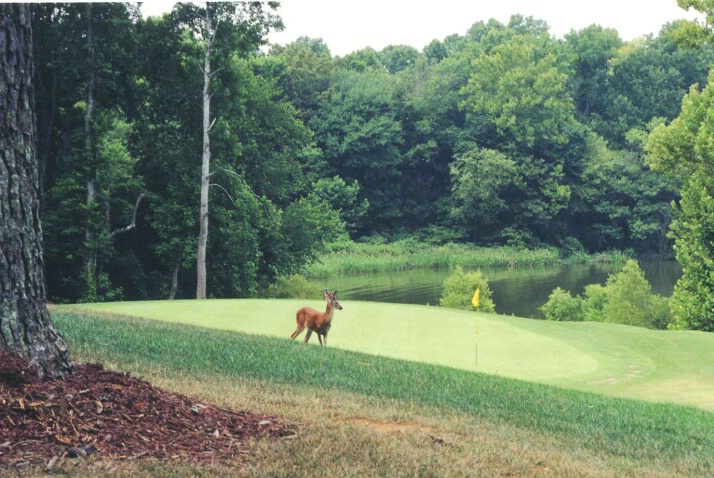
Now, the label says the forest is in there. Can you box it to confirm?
[31,3,714,305]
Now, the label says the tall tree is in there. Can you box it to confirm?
[135,6,322,300]
[309,67,404,235]
[458,36,575,243]
[34,3,144,302]
[564,25,623,121]
[379,44,419,73]
[131,12,203,300]
[269,36,334,123]
[644,1,714,331]
[0,4,73,379]
[196,4,215,300]
[568,23,714,149]
[171,2,281,299]
[571,130,676,253]
[647,73,714,331]
[394,55,460,231]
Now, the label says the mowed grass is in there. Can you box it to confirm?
[46,306,714,477]
[68,299,714,411]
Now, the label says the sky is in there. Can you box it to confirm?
[140,0,703,56]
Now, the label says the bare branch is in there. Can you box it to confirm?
[210,13,221,42]
[208,67,225,79]
[207,168,271,217]
[209,183,235,205]
[207,167,238,179]
[109,193,146,240]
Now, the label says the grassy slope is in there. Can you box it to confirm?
[67,299,714,411]
[50,308,714,477]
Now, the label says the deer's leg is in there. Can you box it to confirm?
[304,329,313,343]
[290,325,305,340]
[322,325,330,347]
[318,334,324,346]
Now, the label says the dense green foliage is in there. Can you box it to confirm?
[667,175,714,331]
[540,260,671,328]
[33,4,714,304]
[647,73,714,331]
[539,287,583,321]
[639,1,714,332]
[439,266,495,312]
[54,310,714,472]
[265,273,324,299]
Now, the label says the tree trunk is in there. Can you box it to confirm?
[196,5,213,300]
[0,4,73,379]
[169,252,183,300]
[84,3,99,299]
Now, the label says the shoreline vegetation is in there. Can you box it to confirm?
[306,240,631,277]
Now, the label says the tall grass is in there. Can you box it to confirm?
[308,242,562,276]
[307,240,629,276]
[54,310,714,475]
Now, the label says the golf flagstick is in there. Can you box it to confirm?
[472,288,480,366]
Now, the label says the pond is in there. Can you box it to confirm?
[322,261,681,319]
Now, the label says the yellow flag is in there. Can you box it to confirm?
[472,287,480,309]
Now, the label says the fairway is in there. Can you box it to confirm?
[69,299,714,411]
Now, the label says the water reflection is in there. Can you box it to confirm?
[323,262,681,319]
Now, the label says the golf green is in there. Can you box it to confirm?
[68,299,714,410]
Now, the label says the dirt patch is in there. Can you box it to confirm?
[0,351,296,470]
[343,416,435,435]
[341,416,451,445]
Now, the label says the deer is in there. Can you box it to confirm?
[290,289,343,346]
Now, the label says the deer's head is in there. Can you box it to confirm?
[324,289,343,310]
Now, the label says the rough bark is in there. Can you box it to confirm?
[0,4,73,379]
[196,5,213,300]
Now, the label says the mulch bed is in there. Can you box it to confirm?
[0,351,296,470]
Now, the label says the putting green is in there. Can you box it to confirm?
[68,299,714,411]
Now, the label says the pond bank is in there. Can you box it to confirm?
[319,261,681,319]
[307,242,629,277]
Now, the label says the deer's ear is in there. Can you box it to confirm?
[333,290,339,297]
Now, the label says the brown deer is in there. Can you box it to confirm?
[290,289,343,346]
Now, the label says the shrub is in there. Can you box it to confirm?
[439,266,495,312]
[542,259,671,329]
[540,287,582,321]
[266,275,323,299]
[581,283,607,322]
[599,259,670,329]
[601,259,654,327]
[648,294,672,330]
